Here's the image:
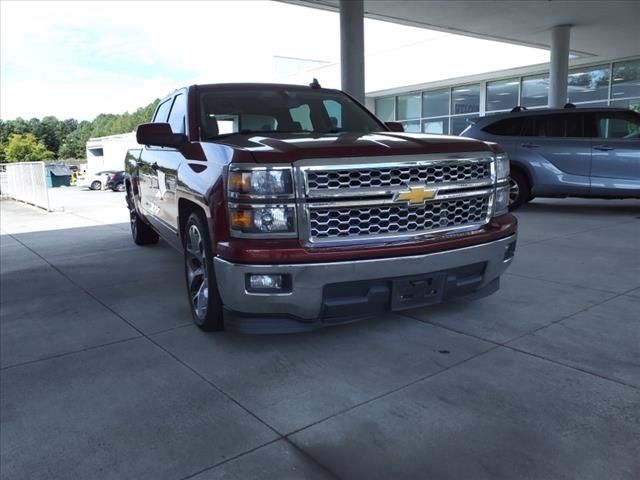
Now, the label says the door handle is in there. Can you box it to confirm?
[593,145,614,151]
[521,143,540,148]
[151,162,159,170]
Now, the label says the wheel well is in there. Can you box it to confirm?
[179,199,206,245]
[510,163,532,188]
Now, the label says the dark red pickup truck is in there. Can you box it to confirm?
[126,83,517,333]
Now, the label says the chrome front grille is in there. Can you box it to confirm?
[309,196,489,239]
[296,154,495,244]
[307,162,490,192]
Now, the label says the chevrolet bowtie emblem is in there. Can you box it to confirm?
[394,186,438,205]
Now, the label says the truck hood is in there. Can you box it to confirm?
[212,132,495,163]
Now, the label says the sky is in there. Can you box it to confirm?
[0,0,550,121]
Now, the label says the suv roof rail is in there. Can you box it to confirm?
[511,106,527,112]
[564,102,576,108]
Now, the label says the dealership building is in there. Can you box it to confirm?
[369,57,640,135]
[287,1,639,136]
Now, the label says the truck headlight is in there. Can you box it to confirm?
[230,205,296,235]
[228,165,297,238]
[495,154,510,182]
[229,168,293,196]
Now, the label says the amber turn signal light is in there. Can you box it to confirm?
[230,209,253,230]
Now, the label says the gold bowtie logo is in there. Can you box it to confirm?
[394,186,438,205]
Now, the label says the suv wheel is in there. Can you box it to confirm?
[116,183,126,192]
[184,212,224,331]
[90,180,101,190]
[129,206,159,245]
[508,170,531,211]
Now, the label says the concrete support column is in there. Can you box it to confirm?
[548,24,571,108]
[340,0,365,103]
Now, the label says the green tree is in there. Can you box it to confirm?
[58,121,92,159]
[0,97,160,161]
[3,133,55,163]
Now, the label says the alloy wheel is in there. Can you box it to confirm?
[130,209,138,238]
[185,224,208,321]
[508,177,520,205]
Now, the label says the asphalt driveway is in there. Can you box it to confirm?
[1,189,639,479]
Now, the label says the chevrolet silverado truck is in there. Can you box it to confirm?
[126,83,517,333]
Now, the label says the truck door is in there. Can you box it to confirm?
[139,97,173,219]
[588,110,640,197]
[516,112,591,196]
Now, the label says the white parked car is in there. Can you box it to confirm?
[76,170,115,190]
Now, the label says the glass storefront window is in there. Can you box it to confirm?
[451,85,480,114]
[577,101,609,107]
[400,120,421,133]
[612,59,640,100]
[422,118,449,135]
[375,97,395,122]
[568,65,609,103]
[451,115,479,135]
[611,98,640,112]
[521,74,549,107]
[397,93,421,120]
[486,78,519,111]
[422,88,449,117]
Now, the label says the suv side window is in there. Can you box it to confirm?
[594,112,640,139]
[483,117,525,136]
[153,98,173,123]
[523,114,584,137]
[167,93,186,134]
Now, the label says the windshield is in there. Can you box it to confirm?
[198,87,385,140]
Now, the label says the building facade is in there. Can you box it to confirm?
[370,57,640,136]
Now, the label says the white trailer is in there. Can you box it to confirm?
[85,132,140,173]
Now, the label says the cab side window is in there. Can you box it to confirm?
[153,98,173,123]
[168,94,186,134]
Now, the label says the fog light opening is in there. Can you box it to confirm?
[246,274,291,293]
[504,242,516,262]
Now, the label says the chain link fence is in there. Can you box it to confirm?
[3,162,51,211]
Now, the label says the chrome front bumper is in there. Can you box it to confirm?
[214,234,516,326]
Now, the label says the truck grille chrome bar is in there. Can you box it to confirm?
[306,161,490,193]
[295,154,495,245]
[309,196,489,240]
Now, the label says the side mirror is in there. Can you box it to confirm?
[136,123,186,148]
[385,122,404,132]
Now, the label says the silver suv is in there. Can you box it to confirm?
[461,107,640,209]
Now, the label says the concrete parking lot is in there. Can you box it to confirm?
[1,187,639,479]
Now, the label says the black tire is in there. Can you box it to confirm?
[90,180,101,190]
[508,170,531,211]
[183,212,224,331]
[116,183,126,192]
[129,204,159,245]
